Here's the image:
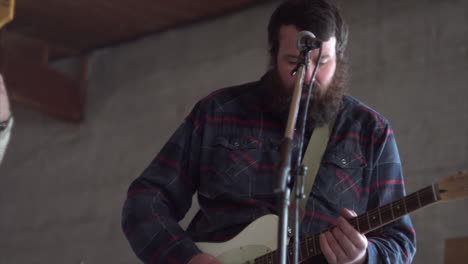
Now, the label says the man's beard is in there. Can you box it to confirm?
[260,59,348,129]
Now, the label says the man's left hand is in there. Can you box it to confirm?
[319,208,368,264]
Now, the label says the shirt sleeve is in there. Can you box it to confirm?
[0,117,13,164]
[122,103,204,264]
[365,123,417,263]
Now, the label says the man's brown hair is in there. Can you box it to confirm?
[267,0,348,62]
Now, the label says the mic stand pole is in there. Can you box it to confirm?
[276,49,311,264]
[292,164,307,264]
[291,43,323,264]
[276,41,323,263]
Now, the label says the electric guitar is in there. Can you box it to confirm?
[196,172,468,264]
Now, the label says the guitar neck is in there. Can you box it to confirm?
[255,184,442,263]
[349,184,441,234]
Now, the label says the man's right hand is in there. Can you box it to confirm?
[187,253,222,264]
[0,74,11,122]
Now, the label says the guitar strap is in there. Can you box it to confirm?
[289,118,335,226]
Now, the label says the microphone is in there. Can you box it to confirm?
[295,31,322,51]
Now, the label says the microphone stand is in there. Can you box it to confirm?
[276,43,323,264]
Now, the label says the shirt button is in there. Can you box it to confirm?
[341,159,347,164]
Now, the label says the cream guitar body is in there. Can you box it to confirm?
[196,214,279,264]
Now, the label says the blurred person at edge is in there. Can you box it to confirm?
[0,74,13,164]
[122,0,416,263]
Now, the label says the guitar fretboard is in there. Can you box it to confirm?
[254,184,441,264]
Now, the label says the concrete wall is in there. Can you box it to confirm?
[345,0,468,262]
[0,0,467,263]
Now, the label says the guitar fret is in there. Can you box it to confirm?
[403,196,408,213]
[431,184,438,202]
[408,193,421,212]
[358,215,368,232]
[355,217,360,232]
[394,200,404,218]
[370,211,379,228]
[390,201,395,220]
[312,235,317,255]
[307,237,312,255]
[315,235,320,255]
[377,206,382,225]
[298,241,303,262]
[366,211,371,229]
[379,204,393,228]
[304,236,309,258]
[422,186,437,206]
[302,240,308,260]
[416,190,422,208]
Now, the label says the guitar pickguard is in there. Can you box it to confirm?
[196,214,279,263]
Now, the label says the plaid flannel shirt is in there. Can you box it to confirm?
[122,78,416,264]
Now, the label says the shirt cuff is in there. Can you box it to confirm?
[163,237,202,264]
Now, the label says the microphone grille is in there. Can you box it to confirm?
[295,31,317,51]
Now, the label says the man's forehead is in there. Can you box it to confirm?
[316,37,337,58]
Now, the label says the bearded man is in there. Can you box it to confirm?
[122,1,416,263]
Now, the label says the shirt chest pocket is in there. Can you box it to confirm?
[199,135,273,199]
[311,151,368,209]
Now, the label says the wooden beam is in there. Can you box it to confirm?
[1,31,87,122]
[7,0,269,59]
[444,237,468,264]
[3,30,78,60]
[4,56,86,122]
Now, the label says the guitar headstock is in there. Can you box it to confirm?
[438,172,468,201]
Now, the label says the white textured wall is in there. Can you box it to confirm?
[0,0,467,263]
[345,1,468,263]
